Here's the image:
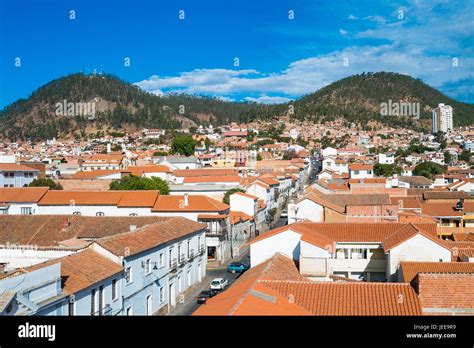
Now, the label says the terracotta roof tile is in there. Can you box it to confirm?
[400,261,474,283]
[26,248,123,295]
[98,217,205,257]
[152,195,229,212]
[0,187,49,203]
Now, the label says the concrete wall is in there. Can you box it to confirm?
[388,234,452,281]
[250,229,301,267]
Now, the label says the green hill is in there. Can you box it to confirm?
[0,72,472,140]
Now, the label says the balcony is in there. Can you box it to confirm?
[199,245,206,255]
[168,258,178,273]
[330,258,386,272]
[178,254,186,267]
[205,227,228,238]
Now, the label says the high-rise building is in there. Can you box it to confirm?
[432,103,453,133]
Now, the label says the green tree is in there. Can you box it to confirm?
[444,151,452,165]
[153,151,168,156]
[413,161,446,179]
[28,178,63,190]
[171,135,196,156]
[373,163,402,177]
[204,137,211,150]
[256,153,263,161]
[222,188,245,205]
[459,150,472,163]
[282,149,295,160]
[109,175,170,194]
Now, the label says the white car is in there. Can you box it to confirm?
[210,278,228,290]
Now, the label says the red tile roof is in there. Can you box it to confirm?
[193,254,421,316]
[249,222,439,251]
[0,163,39,172]
[152,195,229,212]
[415,273,474,315]
[26,248,123,295]
[0,187,49,203]
[400,261,474,283]
[38,190,160,207]
[98,217,205,257]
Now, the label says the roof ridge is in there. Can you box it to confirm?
[96,218,174,242]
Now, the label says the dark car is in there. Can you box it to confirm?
[196,290,217,304]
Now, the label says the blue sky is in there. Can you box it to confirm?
[0,0,472,109]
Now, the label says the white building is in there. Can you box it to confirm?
[249,222,451,282]
[432,103,453,133]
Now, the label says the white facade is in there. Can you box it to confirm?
[229,193,257,218]
[378,154,395,165]
[288,199,324,224]
[387,234,452,281]
[432,103,453,133]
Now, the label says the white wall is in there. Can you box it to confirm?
[288,199,324,224]
[250,230,302,267]
[388,234,451,280]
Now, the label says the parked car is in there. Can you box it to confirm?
[227,262,249,274]
[210,278,228,290]
[280,209,288,218]
[196,290,217,304]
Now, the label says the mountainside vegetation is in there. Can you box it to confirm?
[0,72,472,140]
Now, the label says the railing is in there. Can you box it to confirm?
[92,304,113,316]
[178,254,186,266]
[169,258,178,272]
[199,245,206,255]
[188,250,195,259]
[205,227,228,237]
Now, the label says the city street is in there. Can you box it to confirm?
[168,247,250,316]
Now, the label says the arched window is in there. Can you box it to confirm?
[96,212,105,217]
[73,211,81,215]
[129,213,138,217]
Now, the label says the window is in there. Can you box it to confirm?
[21,207,32,215]
[145,258,151,275]
[73,211,81,215]
[99,286,104,316]
[24,172,34,178]
[112,279,118,300]
[126,306,133,316]
[178,244,182,262]
[169,248,173,267]
[354,170,360,175]
[187,240,191,258]
[146,295,152,316]
[4,172,14,178]
[96,212,105,216]
[125,266,133,284]
[68,298,75,316]
[91,289,96,316]
[129,213,138,217]
[159,253,164,267]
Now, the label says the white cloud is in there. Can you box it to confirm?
[244,95,293,104]
[348,14,358,20]
[135,0,473,103]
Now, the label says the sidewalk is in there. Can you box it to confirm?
[206,243,250,270]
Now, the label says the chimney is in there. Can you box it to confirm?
[129,224,137,232]
[184,193,189,207]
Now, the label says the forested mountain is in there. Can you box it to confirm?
[290,72,474,130]
[0,72,472,140]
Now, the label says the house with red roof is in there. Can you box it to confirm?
[248,222,451,282]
